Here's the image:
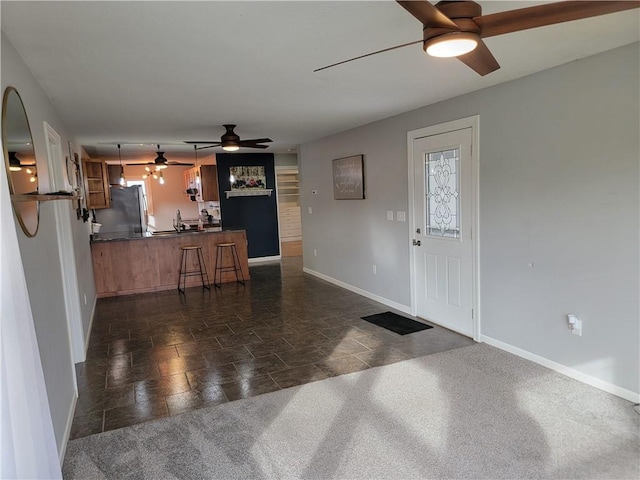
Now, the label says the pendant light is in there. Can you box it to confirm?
[117,144,126,186]
[8,152,22,171]
[193,145,200,184]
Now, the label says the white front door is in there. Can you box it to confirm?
[411,125,475,337]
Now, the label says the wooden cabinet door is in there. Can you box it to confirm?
[200,165,219,201]
[82,158,110,209]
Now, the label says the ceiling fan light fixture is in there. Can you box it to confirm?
[222,143,240,152]
[8,151,22,171]
[425,32,479,58]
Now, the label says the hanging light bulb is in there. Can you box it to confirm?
[117,144,126,186]
[194,145,200,184]
[158,171,165,185]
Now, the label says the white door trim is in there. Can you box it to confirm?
[407,116,480,341]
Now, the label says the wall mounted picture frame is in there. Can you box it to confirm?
[229,165,267,190]
[333,154,364,200]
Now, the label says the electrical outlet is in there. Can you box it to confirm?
[84,293,87,305]
[373,264,377,274]
[308,206,313,214]
[567,314,582,337]
[571,319,582,336]
[313,248,317,257]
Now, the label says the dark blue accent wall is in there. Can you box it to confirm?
[217,153,280,259]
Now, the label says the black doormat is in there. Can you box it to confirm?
[361,312,433,335]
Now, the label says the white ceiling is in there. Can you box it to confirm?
[2,1,638,162]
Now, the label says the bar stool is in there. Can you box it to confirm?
[213,242,245,288]
[178,245,210,294]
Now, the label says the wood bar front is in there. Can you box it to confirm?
[91,230,249,297]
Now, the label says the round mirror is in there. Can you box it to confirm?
[2,87,39,237]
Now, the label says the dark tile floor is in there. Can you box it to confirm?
[71,257,474,439]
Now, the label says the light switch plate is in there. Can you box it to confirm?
[387,211,394,221]
[396,211,406,222]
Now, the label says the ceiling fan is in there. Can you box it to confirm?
[126,144,193,167]
[8,151,36,171]
[185,125,273,151]
[316,1,640,76]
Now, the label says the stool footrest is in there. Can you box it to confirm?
[178,245,210,294]
[213,243,245,288]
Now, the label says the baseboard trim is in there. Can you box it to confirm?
[480,335,640,403]
[84,295,97,356]
[59,391,78,465]
[303,267,412,315]
[249,255,281,264]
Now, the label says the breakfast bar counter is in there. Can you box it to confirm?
[90,229,250,297]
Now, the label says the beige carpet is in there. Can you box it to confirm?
[63,344,639,479]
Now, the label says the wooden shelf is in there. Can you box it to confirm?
[11,193,79,202]
[225,189,272,198]
[82,157,110,209]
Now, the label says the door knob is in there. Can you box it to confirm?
[412,239,421,246]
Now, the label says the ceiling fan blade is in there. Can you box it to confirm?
[196,145,218,150]
[167,162,194,166]
[396,0,458,29]
[240,138,273,144]
[184,141,221,145]
[314,39,424,72]
[457,39,500,76]
[126,162,154,166]
[476,1,640,38]
[238,144,270,149]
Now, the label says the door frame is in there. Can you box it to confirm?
[407,116,480,341]
[44,121,85,367]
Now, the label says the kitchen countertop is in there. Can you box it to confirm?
[90,227,243,243]
[91,229,250,296]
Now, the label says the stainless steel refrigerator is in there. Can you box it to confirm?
[94,185,147,236]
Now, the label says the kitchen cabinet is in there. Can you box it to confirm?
[107,165,124,186]
[184,165,219,202]
[90,229,249,296]
[82,157,110,209]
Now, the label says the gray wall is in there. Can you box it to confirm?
[2,34,96,454]
[275,153,298,167]
[299,43,639,394]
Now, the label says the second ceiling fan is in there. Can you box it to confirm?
[316,0,640,76]
[125,144,194,167]
[185,125,273,152]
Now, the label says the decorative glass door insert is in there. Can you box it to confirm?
[425,148,460,238]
